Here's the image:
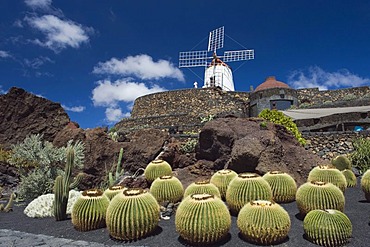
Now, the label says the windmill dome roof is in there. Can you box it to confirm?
[255,76,290,92]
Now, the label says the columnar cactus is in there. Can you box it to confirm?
[150,175,184,203]
[262,171,297,203]
[144,159,172,183]
[304,209,352,247]
[331,155,352,171]
[226,173,272,214]
[54,147,85,221]
[175,193,231,244]
[210,169,237,200]
[237,200,291,245]
[183,180,221,198]
[71,189,110,231]
[296,181,345,216]
[106,188,160,241]
[108,147,124,186]
[361,169,370,201]
[341,169,357,187]
[103,185,126,200]
[308,165,347,192]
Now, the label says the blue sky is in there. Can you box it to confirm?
[1,0,370,128]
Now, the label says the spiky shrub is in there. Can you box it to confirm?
[350,137,370,175]
[226,173,273,214]
[361,169,370,201]
[106,188,160,241]
[307,165,347,192]
[0,193,15,212]
[71,189,110,231]
[175,193,231,244]
[341,169,357,187]
[296,181,345,216]
[262,171,297,203]
[210,169,237,200]
[103,185,126,200]
[332,155,352,171]
[304,209,352,247]
[150,175,184,203]
[183,180,221,198]
[237,200,291,245]
[144,159,172,183]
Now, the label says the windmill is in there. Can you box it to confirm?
[179,26,254,91]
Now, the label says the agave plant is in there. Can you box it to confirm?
[341,169,357,187]
[103,185,126,200]
[304,209,352,247]
[150,175,184,203]
[237,200,291,245]
[262,171,297,203]
[361,169,370,201]
[226,173,272,214]
[296,181,345,216]
[71,189,110,231]
[106,188,160,240]
[175,193,231,244]
[210,169,237,200]
[307,165,347,192]
[144,159,172,183]
[183,180,221,198]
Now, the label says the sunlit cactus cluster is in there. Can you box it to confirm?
[103,185,126,200]
[210,169,237,200]
[150,175,184,203]
[184,180,221,198]
[307,165,347,192]
[262,171,297,203]
[144,159,172,183]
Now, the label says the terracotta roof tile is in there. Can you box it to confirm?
[255,76,290,92]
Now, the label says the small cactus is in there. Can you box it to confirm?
[183,180,221,198]
[296,181,345,216]
[103,185,126,200]
[144,159,172,183]
[308,165,347,192]
[71,189,110,231]
[106,188,160,241]
[210,169,237,200]
[226,173,272,214]
[175,193,231,244]
[150,175,184,203]
[361,169,370,201]
[262,171,297,203]
[341,169,357,187]
[237,200,291,245]
[304,209,352,247]
[108,147,124,186]
[331,155,352,171]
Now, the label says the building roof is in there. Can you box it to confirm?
[255,76,290,92]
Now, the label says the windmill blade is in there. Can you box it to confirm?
[179,50,209,68]
[223,50,254,62]
[208,26,224,52]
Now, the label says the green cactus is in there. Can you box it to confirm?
[296,181,345,216]
[332,155,352,171]
[361,169,370,201]
[103,185,126,200]
[308,165,347,192]
[106,188,160,241]
[262,171,297,203]
[183,180,221,198]
[71,189,110,231]
[0,193,15,212]
[304,209,352,247]
[210,169,237,200]
[109,148,124,186]
[144,159,172,183]
[175,193,231,244]
[341,169,357,187]
[54,147,85,221]
[226,173,272,214]
[150,175,184,203]
[237,200,291,245]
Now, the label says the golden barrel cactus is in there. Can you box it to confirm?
[183,180,221,198]
[150,175,184,203]
[210,169,237,200]
[331,155,352,171]
[103,185,126,200]
[341,169,357,187]
[144,159,172,183]
[262,171,297,203]
[361,169,370,201]
[308,165,347,192]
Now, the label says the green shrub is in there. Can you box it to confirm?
[350,138,370,175]
[200,114,214,123]
[180,139,197,153]
[258,109,306,145]
[343,93,356,101]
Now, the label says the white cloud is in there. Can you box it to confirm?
[0,50,11,58]
[93,54,185,81]
[25,0,52,9]
[13,20,24,28]
[288,66,370,90]
[24,56,54,69]
[62,105,85,113]
[0,86,6,94]
[105,107,130,122]
[25,15,92,52]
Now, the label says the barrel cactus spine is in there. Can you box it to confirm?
[175,193,231,244]
[331,155,352,171]
[144,159,172,183]
[226,173,273,214]
[262,171,297,203]
[361,169,370,201]
[308,165,347,192]
[296,181,345,216]
[210,169,237,200]
[304,209,352,247]
[341,169,357,187]
[237,200,291,245]
[183,180,221,198]
[71,189,110,231]
[106,188,160,241]
[103,185,126,200]
[150,175,184,203]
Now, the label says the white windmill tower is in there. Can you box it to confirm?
[179,26,254,91]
